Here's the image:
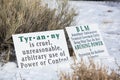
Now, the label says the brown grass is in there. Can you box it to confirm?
[59,59,120,80]
[0,0,77,62]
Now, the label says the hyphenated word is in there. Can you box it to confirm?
[12,30,70,69]
[18,34,59,43]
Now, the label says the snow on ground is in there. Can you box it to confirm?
[0,1,120,80]
[71,1,120,69]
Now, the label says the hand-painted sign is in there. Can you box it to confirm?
[66,24,110,61]
[12,30,70,69]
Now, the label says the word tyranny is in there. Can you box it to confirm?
[18,34,59,43]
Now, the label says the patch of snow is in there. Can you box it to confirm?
[0,1,120,80]
[1,62,17,71]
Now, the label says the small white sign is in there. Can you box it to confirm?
[66,24,110,61]
[12,30,70,69]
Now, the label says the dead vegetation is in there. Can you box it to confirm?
[59,59,120,80]
[0,0,76,62]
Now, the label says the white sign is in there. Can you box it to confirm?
[12,30,70,69]
[66,24,110,61]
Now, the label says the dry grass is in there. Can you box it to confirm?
[59,59,120,80]
[0,0,77,62]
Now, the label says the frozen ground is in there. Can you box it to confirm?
[0,1,120,80]
[71,1,120,69]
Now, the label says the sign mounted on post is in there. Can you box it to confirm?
[12,30,70,69]
[66,24,110,61]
